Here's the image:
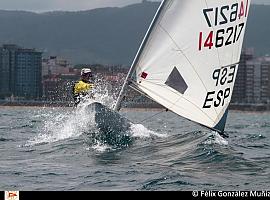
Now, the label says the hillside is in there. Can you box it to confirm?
[0,2,268,65]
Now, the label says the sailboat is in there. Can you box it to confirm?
[90,0,251,137]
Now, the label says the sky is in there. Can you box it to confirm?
[0,0,269,12]
[0,0,154,12]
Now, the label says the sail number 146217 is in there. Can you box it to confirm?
[199,1,248,51]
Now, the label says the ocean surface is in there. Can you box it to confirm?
[0,101,270,191]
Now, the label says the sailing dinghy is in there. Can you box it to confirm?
[91,0,251,137]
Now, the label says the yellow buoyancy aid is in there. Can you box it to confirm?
[73,80,94,95]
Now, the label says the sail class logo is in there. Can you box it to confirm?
[140,72,148,79]
[5,191,19,200]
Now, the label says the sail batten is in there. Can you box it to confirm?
[116,0,251,133]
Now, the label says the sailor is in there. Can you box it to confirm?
[72,68,95,106]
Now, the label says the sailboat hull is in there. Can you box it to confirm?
[86,102,131,135]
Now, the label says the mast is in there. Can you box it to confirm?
[114,0,166,111]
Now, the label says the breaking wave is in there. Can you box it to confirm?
[25,79,165,150]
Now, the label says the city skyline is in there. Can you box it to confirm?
[1,43,270,106]
[0,0,268,12]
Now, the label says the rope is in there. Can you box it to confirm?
[136,109,168,124]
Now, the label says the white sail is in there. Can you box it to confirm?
[116,0,251,133]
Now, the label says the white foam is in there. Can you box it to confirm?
[87,141,112,152]
[26,79,119,147]
[92,77,118,109]
[130,124,168,138]
[204,131,229,146]
[26,105,96,146]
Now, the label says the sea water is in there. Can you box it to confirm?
[0,80,269,191]
[0,105,269,191]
